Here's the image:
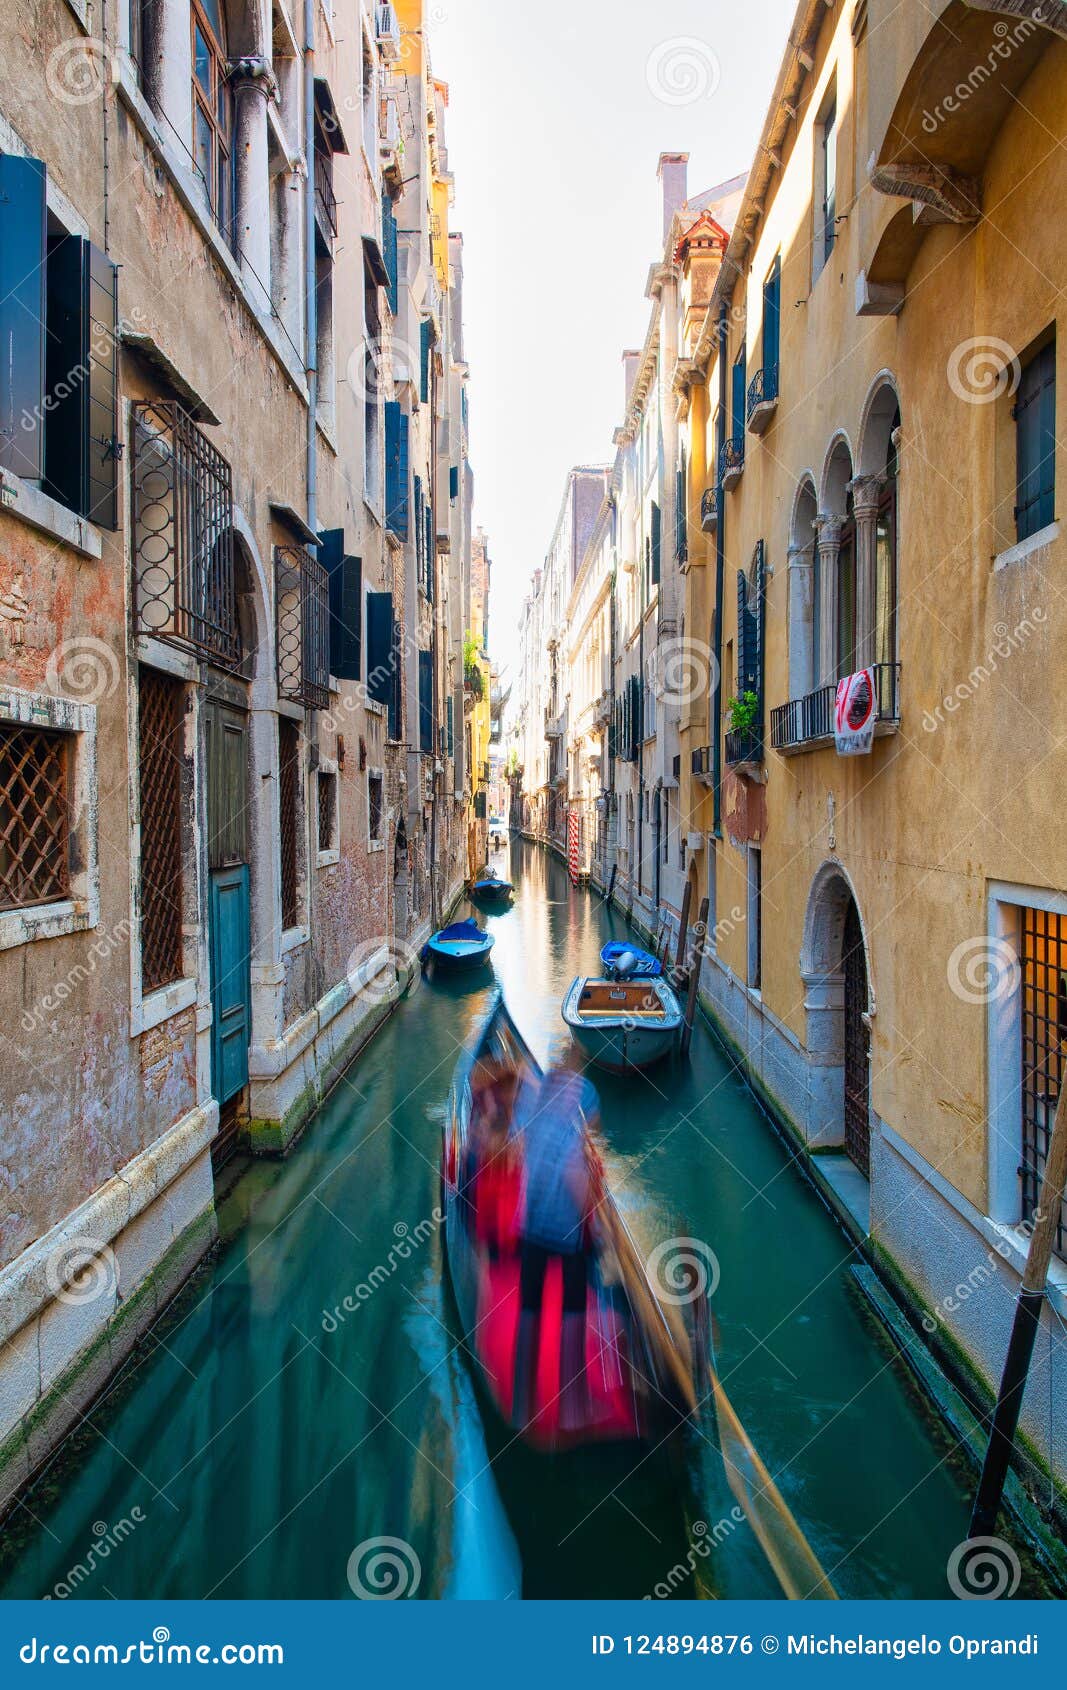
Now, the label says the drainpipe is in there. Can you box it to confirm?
[711,302,727,838]
[303,0,318,534]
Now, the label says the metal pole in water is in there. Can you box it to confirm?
[970,1081,1067,1538]
[680,897,709,1059]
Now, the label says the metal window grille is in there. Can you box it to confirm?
[1020,906,1067,1261]
[276,546,330,710]
[278,718,300,930]
[138,667,184,993]
[318,771,335,853]
[369,773,383,841]
[132,401,239,666]
[0,725,71,911]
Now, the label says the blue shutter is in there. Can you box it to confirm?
[676,457,687,562]
[763,258,781,388]
[389,612,402,740]
[446,694,454,757]
[420,318,432,402]
[384,401,409,538]
[418,650,433,751]
[366,591,393,708]
[1016,342,1056,540]
[732,348,746,445]
[319,528,362,682]
[449,464,459,501]
[413,475,423,585]
[650,500,661,585]
[382,198,398,315]
[0,155,47,480]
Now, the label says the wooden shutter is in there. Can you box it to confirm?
[650,500,661,585]
[1015,342,1056,539]
[420,318,432,402]
[413,476,424,584]
[366,591,393,707]
[418,649,433,751]
[385,400,409,538]
[446,694,454,757]
[85,242,119,528]
[763,258,781,383]
[41,237,119,527]
[0,156,47,481]
[676,457,687,562]
[319,528,362,682]
[389,611,402,740]
[732,348,746,444]
[737,544,764,701]
[382,197,398,315]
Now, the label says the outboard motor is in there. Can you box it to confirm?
[614,949,638,979]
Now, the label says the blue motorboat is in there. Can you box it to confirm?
[471,873,514,904]
[426,918,495,970]
[600,940,663,980]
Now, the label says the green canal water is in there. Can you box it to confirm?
[0,844,1024,1599]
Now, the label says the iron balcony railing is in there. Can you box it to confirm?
[718,436,744,487]
[771,662,902,753]
[691,745,713,778]
[132,400,239,667]
[276,545,330,710]
[314,149,337,239]
[746,363,779,422]
[700,486,719,532]
[725,723,765,767]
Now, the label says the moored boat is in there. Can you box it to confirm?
[471,873,514,904]
[561,975,682,1071]
[441,994,701,1453]
[600,940,663,979]
[426,918,495,969]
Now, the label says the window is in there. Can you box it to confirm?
[384,401,410,538]
[138,667,184,993]
[836,490,857,680]
[762,257,781,393]
[1015,337,1056,542]
[0,724,71,911]
[418,649,434,752]
[318,769,337,855]
[676,453,688,563]
[368,772,383,841]
[814,85,838,282]
[731,346,746,446]
[191,0,234,243]
[875,419,899,670]
[275,545,330,709]
[1020,906,1067,1261]
[278,717,301,930]
[319,530,362,682]
[361,32,377,165]
[0,157,120,527]
[747,846,762,991]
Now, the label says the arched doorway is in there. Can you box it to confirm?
[801,863,873,1171]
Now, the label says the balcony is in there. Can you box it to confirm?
[771,663,902,755]
[544,708,565,740]
[700,486,718,534]
[746,364,779,436]
[691,745,714,787]
[718,436,744,493]
[724,724,765,774]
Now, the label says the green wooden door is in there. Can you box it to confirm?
[204,687,251,1106]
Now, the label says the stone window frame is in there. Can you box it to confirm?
[316,756,340,867]
[0,686,99,954]
[367,765,385,854]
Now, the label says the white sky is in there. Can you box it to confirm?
[432,0,798,683]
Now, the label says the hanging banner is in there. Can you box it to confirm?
[568,807,580,884]
[835,669,877,756]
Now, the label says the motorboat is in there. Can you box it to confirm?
[561,975,683,1072]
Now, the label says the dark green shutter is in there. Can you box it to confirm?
[1016,342,1056,540]
[732,348,746,444]
[650,500,661,585]
[385,400,409,538]
[449,464,459,501]
[382,198,398,315]
[676,458,687,562]
[418,649,433,751]
[366,591,393,708]
[319,528,362,682]
[413,475,423,585]
[419,318,432,402]
[763,258,781,385]
[0,155,47,481]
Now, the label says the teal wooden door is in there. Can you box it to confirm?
[209,864,250,1105]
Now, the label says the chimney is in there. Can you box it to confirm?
[622,349,642,412]
[657,151,690,244]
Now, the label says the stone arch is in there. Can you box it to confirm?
[788,474,819,698]
[229,509,274,708]
[857,372,901,478]
[820,433,855,518]
[799,860,875,1158]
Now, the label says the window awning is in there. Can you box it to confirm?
[313,77,348,154]
[269,501,319,546]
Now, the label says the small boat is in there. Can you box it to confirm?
[441,994,701,1452]
[471,873,514,904]
[561,975,683,1072]
[600,940,663,979]
[488,816,508,849]
[426,918,495,970]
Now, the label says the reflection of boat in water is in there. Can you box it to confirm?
[426,919,494,970]
[600,941,663,980]
[562,976,683,1071]
[441,994,701,1454]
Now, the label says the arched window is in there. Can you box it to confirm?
[874,409,900,670]
[836,485,857,680]
[191,0,234,242]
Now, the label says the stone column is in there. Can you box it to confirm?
[787,540,816,698]
[814,515,843,687]
[230,57,279,312]
[850,476,885,671]
[802,967,847,1148]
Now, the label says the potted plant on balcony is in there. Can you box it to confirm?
[725,690,764,777]
[463,631,484,706]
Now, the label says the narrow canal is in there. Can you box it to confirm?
[0,844,1010,1599]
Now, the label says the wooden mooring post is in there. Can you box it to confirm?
[674,881,693,981]
[680,897,709,1059]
